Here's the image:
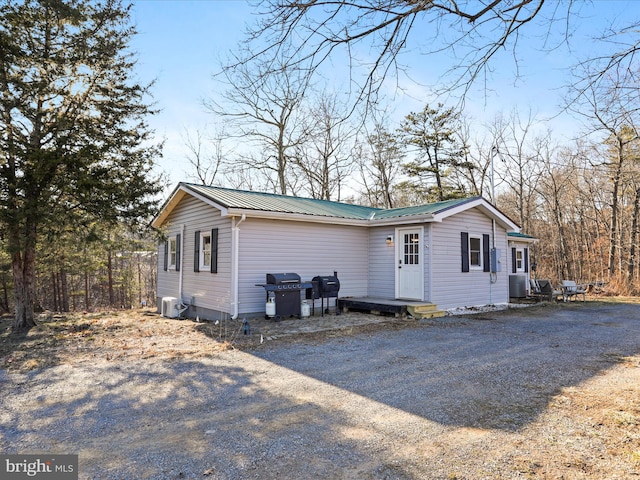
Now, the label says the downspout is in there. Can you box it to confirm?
[177,224,189,316]
[231,214,246,319]
[178,223,185,302]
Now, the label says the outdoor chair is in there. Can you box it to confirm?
[529,279,558,302]
[560,280,587,302]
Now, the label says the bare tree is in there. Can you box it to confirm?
[450,116,492,198]
[356,121,405,208]
[183,127,230,185]
[293,92,357,200]
[247,1,560,105]
[535,146,580,281]
[494,109,547,231]
[569,71,640,279]
[207,44,311,194]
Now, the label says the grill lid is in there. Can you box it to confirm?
[312,275,340,292]
[266,272,302,285]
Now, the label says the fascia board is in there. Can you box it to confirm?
[508,236,538,245]
[224,208,370,226]
[151,184,230,228]
[151,188,186,228]
[368,215,436,226]
[432,198,519,231]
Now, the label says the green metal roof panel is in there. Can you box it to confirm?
[507,232,537,239]
[183,183,381,219]
[371,197,478,219]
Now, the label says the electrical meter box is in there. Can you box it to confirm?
[490,248,501,273]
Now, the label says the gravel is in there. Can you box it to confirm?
[1,303,639,479]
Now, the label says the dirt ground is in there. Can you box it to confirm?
[0,308,421,371]
[1,301,640,479]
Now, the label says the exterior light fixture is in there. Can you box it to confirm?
[386,235,394,245]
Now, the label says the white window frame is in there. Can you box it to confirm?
[516,248,524,272]
[469,235,483,270]
[168,236,177,270]
[200,231,212,271]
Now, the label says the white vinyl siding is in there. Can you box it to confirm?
[237,218,369,315]
[156,188,517,316]
[368,227,397,298]
[368,224,432,302]
[508,240,532,294]
[430,208,509,310]
[156,195,232,314]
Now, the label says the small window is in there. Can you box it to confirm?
[469,235,482,268]
[403,232,419,265]
[168,237,177,270]
[516,249,524,272]
[200,232,211,270]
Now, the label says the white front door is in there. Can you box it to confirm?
[396,227,423,300]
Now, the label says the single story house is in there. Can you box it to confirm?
[151,182,535,320]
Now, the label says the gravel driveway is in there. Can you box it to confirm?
[2,303,639,479]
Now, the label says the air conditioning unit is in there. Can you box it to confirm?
[161,297,179,318]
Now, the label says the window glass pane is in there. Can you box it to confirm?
[169,238,177,267]
[202,235,211,267]
[404,233,419,265]
[470,237,481,266]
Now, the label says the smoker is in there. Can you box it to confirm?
[307,271,341,316]
[256,273,312,321]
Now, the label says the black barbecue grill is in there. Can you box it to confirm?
[256,273,312,321]
[307,271,341,316]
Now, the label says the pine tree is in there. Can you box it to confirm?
[0,0,162,330]
[398,104,470,202]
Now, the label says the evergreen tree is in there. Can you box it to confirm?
[0,0,162,330]
[398,104,471,202]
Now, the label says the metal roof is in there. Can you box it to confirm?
[153,183,521,231]
[183,183,381,220]
[507,231,538,240]
[370,197,478,219]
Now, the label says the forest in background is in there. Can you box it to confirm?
[5,89,639,315]
[2,0,639,318]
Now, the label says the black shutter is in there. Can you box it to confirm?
[461,232,469,272]
[194,231,200,272]
[163,241,168,271]
[175,234,181,271]
[211,228,218,274]
[511,247,517,273]
[524,247,529,273]
[483,234,490,272]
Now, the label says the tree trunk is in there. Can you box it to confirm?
[84,269,90,311]
[10,223,37,331]
[608,139,624,278]
[51,271,59,312]
[0,273,9,312]
[60,270,69,312]
[628,187,640,291]
[108,248,115,307]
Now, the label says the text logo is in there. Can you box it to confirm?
[1,455,78,479]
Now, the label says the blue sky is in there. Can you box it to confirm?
[129,1,640,192]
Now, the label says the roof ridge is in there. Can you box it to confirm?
[181,182,382,212]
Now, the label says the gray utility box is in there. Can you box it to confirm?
[509,274,527,298]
